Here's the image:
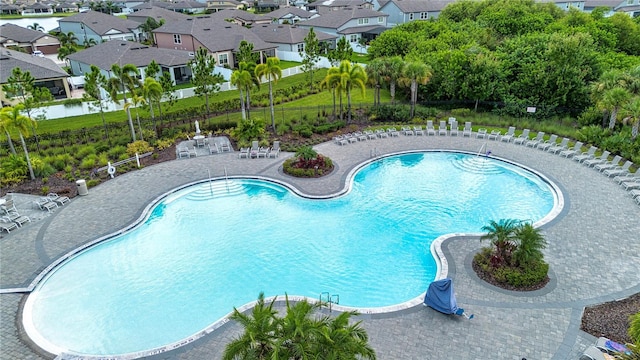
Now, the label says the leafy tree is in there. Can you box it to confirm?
[461,50,502,111]
[315,311,376,360]
[255,57,282,130]
[0,110,17,155]
[608,13,640,56]
[0,105,37,180]
[232,117,266,142]
[57,31,78,46]
[480,218,520,267]
[236,40,259,64]
[320,66,342,119]
[107,63,140,141]
[124,92,147,141]
[601,87,631,129]
[399,61,432,118]
[57,43,77,63]
[367,29,414,58]
[366,58,385,106]
[140,77,163,135]
[512,223,547,267]
[334,60,367,123]
[189,47,224,115]
[301,27,321,90]
[328,37,353,66]
[159,71,176,116]
[83,65,110,139]
[144,59,161,79]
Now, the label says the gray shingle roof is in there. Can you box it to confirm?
[132,1,172,10]
[59,10,140,36]
[207,8,266,21]
[0,23,56,43]
[0,48,68,84]
[127,6,191,22]
[297,8,387,29]
[384,0,453,12]
[154,16,277,52]
[583,0,623,7]
[264,6,315,19]
[66,40,193,70]
[251,24,337,44]
[165,0,207,9]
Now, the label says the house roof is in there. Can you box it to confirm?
[208,8,266,21]
[24,3,51,9]
[338,24,385,34]
[66,40,193,70]
[264,6,315,19]
[0,48,68,84]
[59,10,140,35]
[132,1,171,10]
[0,23,57,44]
[583,0,622,7]
[127,6,191,22]
[319,0,371,7]
[165,0,207,10]
[0,4,21,10]
[296,8,387,29]
[382,0,453,12]
[251,24,337,44]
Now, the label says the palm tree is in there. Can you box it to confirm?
[0,105,37,180]
[480,219,520,267]
[400,61,432,118]
[274,297,323,359]
[125,93,147,141]
[0,111,17,155]
[512,223,547,267]
[315,311,377,360]
[320,66,343,119]
[601,87,631,130]
[622,96,640,139]
[337,60,367,123]
[230,62,254,121]
[223,292,280,360]
[141,77,163,135]
[107,63,140,141]
[82,38,98,47]
[83,64,110,140]
[366,58,385,106]
[57,31,78,46]
[382,56,404,105]
[255,57,282,131]
[57,44,77,63]
[27,22,44,32]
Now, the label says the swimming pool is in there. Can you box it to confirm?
[23,151,559,358]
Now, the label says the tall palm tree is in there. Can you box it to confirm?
[57,31,78,46]
[320,66,343,119]
[400,61,432,118]
[230,62,253,121]
[382,56,404,104]
[623,96,640,139]
[512,223,547,267]
[107,63,140,141]
[337,60,367,123]
[274,297,323,359]
[601,87,631,130]
[315,311,377,360]
[223,292,280,360]
[255,57,282,131]
[0,111,17,155]
[366,58,385,106]
[0,105,37,180]
[27,22,44,32]
[140,77,163,136]
[480,219,520,267]
[83,64,110,140]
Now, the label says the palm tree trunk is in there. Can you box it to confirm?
[268,79,275,130]
[347,89,352,123]
[245,87,251,120]
[390,81,396,105]
[633,120,639,139]
[608,107,618,129]
[410,80,417,118]
[19,134,35,180]
[5,130,17,154]
[99,103,109,141]
[239,88,246,121]
[331,88,336,118]
[125,106,136,141]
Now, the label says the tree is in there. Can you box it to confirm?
[601,87,631,129]
[0,105,37,180]
[461,51,502,111]
[107,63,140,141]
[512,223,547,267]
[144,60,161,79]
[366,57,385,106]
[27,22,44,32]
[82,38,97,47]
[327,36,353,66]
[230,62,253,120]
[382,56,404,105]
[399,61,432,118]
[124,92,147,141]
[57,31,78,46]
[622,96,640,139]
[57,43,77,63]
[189,47,224,115]
[315,311,376,360]
[480,218,520,267]
[140,77,163,135]
[83,65,110,140]
[159,71,176,116]
[236,40,259,64]
[301,27,321,90]
[336,60,367,123]
[139,17,163,45]
[0,110,17,155]
[320,66,343,119]
[255,56,282,130]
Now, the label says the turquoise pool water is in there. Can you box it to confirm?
[24,152,557,357]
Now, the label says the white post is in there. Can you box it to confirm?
[136,153,140,167]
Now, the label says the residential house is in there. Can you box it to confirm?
[208,9,272,26]
[264,6,317,23]
[127,6,191,23]
[0,48,71,105]
[53,2,79,13]
[255,0,289,12]
[312,0,373,13]
[0,23,61,54]
[0,4,21,15]
[66,40,195,84]
[22,2,54,15]
[153,15,277,67]
[58,10,142,44]
[295,8,387,49]
[165,0,207,14]
[378,0,453,26]
[251,23,337,60]
[206,0,243,13]
[131,1,172,11]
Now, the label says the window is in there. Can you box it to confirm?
[420,12,428,19]
[218,53,228,66]
[378,16,384,23]
[408,13,414,20]
[358,18,369,25]
[297,43,304,52]
[350,34,358,43]
[627,0,633,4]
[173,34,181,44]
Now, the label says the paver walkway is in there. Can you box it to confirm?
[1,133,639,360]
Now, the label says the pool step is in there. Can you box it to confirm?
[185,181,245,201]
[451,157,502,174]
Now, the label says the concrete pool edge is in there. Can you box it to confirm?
[20,150,566,359]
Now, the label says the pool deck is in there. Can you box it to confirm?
[1,133,639,360]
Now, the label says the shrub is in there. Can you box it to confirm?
[577,125,610,146]
[155,139,174,151]
[30,156,56,177]
[126,140,154,157]
[107,145,127,159]
[76,145,96,159]
[0,154,27,181]
[62,98,83,107]
[577,106,604,127]
[79,156,97,170]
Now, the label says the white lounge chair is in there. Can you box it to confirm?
[560,141,583,158]
[375,129,388,138]
[583,150,610,167]
[387,128,400,137]
[548,137,570,154]
[603,160,633,177]
[0,199,17,214]
[537,134,558,151]
[208,143,220,154]
[3,212,30,227]
[500,126,516,142]
[426,121,436,136]
[365,130,377,139]
[35,198,58,212]
[238,147,250,158]
[449,121,459,136]
[257,146,270,158]
[0,218,18,233]
[621,179,640,190]
[462,122,472,137]
[488,130,501,140]
[413,126,424,136]
[401,126,414,136]
[573,146,597,163]
[513,129,531,145]
[267,141,280,158]
[476,128,487,139]
[177,146,195,158]
[438,121,447,136]
[48,193,70,205]
[250,140,261,157]
[333,135,348,145]
[594,155,622,172]
[526,131,545,148]
[630,189,640,199]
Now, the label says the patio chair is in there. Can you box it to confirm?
[476,128,487,139]
[48,193,70,205]
[449,121,459,136]
[208,143,220,154]
[548,137,570,154]
[0,218,18,233]
[401,126,414,136]
[414,126,424,136]
[583,150,610,167]
[238,147,250,158]
[365,130,377,139]
[526,131,545,148]
[387,127,400,137]
[426,121,436,136]
[219,142,231,152]
[500,126,516,142]
[603,160,633,177]
[594,155,622,172]
[257,146,270,158]
[0,199,17,214]
[537,134,558,151]
[267,141,280,158]
[438,121,448,136]
[375,129,388,138]
[513,129,531,145]
[559,141,583,158]
[488,130,501,140]
[35,197,58,212]
[462,122,472,137]
[333,135,348,145]
[3,211,30,227]
[177,146,193,159]
[621,178,640,190]
[354,131,368,141]
[613,172,639,184]
[630,189,640,199]
[573,146,597,163]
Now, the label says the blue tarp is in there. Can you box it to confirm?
[424,278,459,314]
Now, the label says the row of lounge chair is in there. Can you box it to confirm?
[333,119,469,145]
[0,195,32,233]
[177,136,233,158]
[239,141,280,159]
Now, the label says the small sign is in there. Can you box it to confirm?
[526,107,536,113]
